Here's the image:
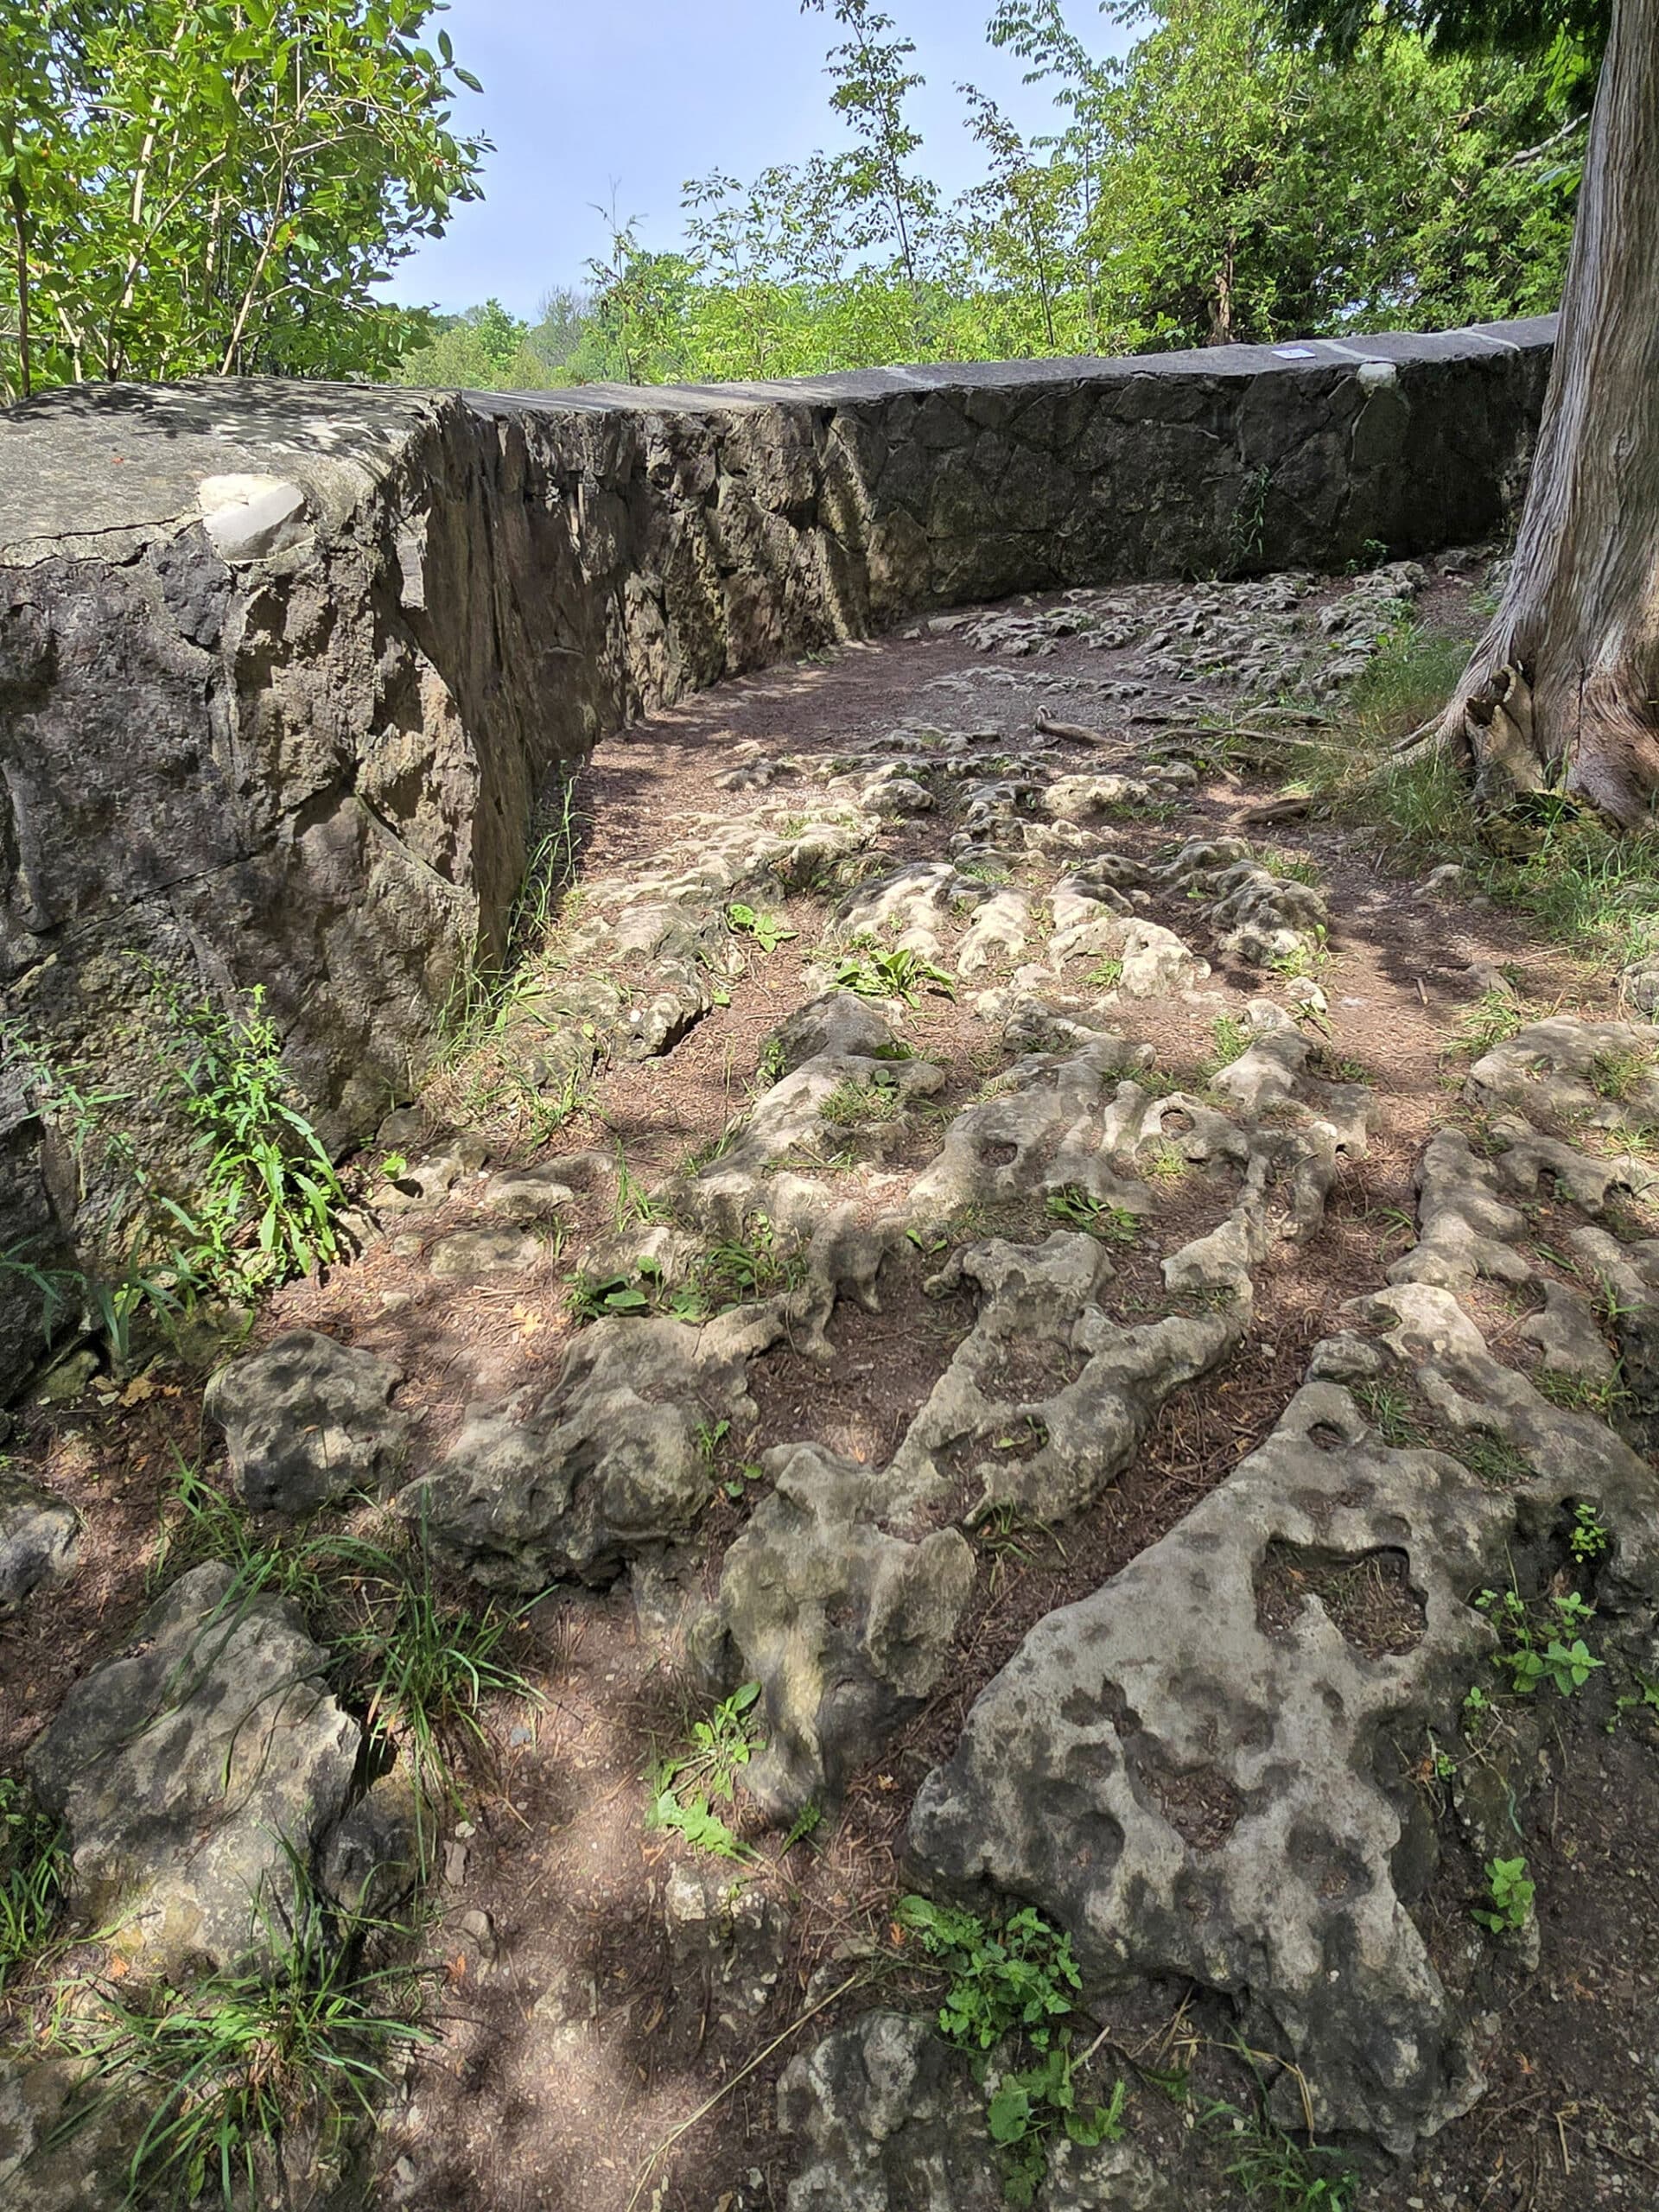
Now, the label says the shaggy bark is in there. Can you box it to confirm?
[1429,0,1659,826]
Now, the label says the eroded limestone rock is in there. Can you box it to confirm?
[908,1377,1523,2153]
[206,1330,409,1515]
[698,1444,976,1815]
[27,1560,359,1975]
[396,1306,780,1587]
[780,2011,1173,2212]
[909,1039,1155,1224]
[893,1235,1237,1524]
[0,1467,77,1615]
[1468,1017,1659,1130]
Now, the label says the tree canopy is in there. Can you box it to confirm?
[0,0,486,400]
[397,0,1590,392]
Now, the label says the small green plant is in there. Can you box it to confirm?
[1210,2102,1358,2211]
[754,1036,790,1087]
[1453,987,1525,1057]
[821,1071,902,1127]
[647,1683,764,1861]
[989,2053,1125,2206]
[1534,1365,1628,1418]
[1476,1584,1604,1699]
[895,1895,1123,2205]
[1472,1854,1535,1936]
[1568,1500,1610,1564]
[1607,1672,1659,1733]
[683,1121,742,1176]
[155,979,346,1291]
[52,1862,431,2211]
[1087,957,1125,990]
[1264,936,1328,982]
[696,1417,732,1464]
[831,946,956,1007]
[780,1801,823,1854]
[1044,1187,1138,1243]
[728,902,798,954]
[1203,1014,1251,1076]
[895,1895,1081,2054]
[721,1459,766,1502]
[0,1777,67,1994]
[568,1256,706,1324]
[0,1240,82,1351]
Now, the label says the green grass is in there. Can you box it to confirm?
[1140,1139,1190,1184]
[1044,1186,1139,1243]
[1455,986,1526,1056]
[335,1529,543,1853]
[52,1857,432,2211]
[1351,1376,1424,1447]
[697,1214,806,1308]
[1208,2101,1358,2211]
[1287,619,1659,973]
[1262,850,1324,887]
[149,1467,540,1855]
[0,1777,68,1995]
[1590,1045,1653,1102]
[1264,938,1328,982]
[1201,1014,1252,1078]
[821,1071,902,1127]
[1457,1430,1535,1488]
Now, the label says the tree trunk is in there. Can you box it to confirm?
[1429,0,1659,828]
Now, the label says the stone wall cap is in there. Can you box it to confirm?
[0,318,1556,567]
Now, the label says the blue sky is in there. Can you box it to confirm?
[391,0,1129,321]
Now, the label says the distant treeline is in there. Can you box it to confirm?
[396,0,1591,391]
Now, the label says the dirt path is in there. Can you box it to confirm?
[7,554,1659,2212]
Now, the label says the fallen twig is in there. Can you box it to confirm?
[624,1968,871,2212]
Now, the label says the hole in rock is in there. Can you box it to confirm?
[1254,1540,1426,1658]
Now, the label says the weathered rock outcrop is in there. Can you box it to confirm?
[27,1560,359,1974]
[779,2011,1173,2212]
[206,1327,409,1513]
[0,1464,77,1614]
[0,324,1552,1382]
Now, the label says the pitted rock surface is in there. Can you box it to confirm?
[205,1328,409,1514]
[27,1560,359,1976]
[696,1443,976,1815]
[395,1306,782,1587]
[907,1377,1513,2151]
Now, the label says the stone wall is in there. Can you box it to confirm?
[0,319,1554,1384]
